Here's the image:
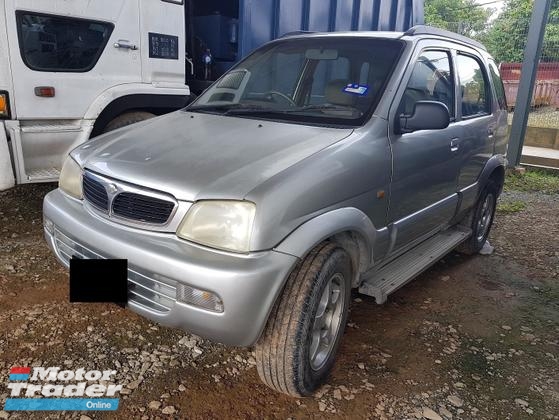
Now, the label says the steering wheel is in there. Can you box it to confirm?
[265,91,297,106]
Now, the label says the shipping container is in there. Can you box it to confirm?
[500,62,559,110]
[188,0,424,91]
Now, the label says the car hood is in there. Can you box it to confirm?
[74,111,353,201]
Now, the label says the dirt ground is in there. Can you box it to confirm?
[0,175,558,420]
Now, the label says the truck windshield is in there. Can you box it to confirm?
[189,37,404,127]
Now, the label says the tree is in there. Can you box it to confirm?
[483,0,559,63]
[424,0,493,38]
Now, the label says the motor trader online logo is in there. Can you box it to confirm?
[4,366,121,411]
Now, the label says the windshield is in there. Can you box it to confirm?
[189,37,404,127]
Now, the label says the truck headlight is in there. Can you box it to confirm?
[177,201,256,253]
[59,156,83,199]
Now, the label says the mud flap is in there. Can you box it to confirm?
[0,122,15,191]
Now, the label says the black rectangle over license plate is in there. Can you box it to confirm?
[70,258,128,305]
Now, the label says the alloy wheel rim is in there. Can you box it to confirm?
[309,273,346,371]
[476,193,495,242]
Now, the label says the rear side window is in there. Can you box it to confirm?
[488,59,507,111]
[456,54,490,118]
[16,12,114,72]
[399,50,455,118]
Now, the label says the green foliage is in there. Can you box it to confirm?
[426,0,559,64]
[425,0,493,37]
[496,200,526,213]
[504,168,559,194]
[481,0,533,62]
[478,0,559,63]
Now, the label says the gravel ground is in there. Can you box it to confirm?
[0,179,558,419]
[508,106,559,129]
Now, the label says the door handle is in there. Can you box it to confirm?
[488,128,495,138]
[114,40,138,50]
[450,138,460,152]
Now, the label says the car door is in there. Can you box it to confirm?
[387,47,463,253]
[452,51,499,214]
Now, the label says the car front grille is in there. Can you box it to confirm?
[112,192,175,224]
[83,172,109,211]
[53,228,176,313]
[82,171,176,226]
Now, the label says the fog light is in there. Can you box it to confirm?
[44,217,54,234]
[176,284,224,313]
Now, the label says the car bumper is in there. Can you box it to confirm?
[43,189,299,347]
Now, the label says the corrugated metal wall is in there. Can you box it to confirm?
[238,0,424,58]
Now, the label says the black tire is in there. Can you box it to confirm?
[457,179,499,255]
[103,111,155,133]
[256,242,352,397]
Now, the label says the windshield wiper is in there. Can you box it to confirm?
[280,104,356,113]
[187,103,279,115]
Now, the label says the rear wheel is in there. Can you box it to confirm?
[457,179,499,255]
[103,111,155,133]
[256,242,352,397]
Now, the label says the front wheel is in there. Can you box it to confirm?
[255,242,352,397]
[103,111,155,133]
[457,179,499,255]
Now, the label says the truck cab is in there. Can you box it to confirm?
[0,0,190,189]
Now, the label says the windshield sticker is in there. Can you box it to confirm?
[343,84,369,96]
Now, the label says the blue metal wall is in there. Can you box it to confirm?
[237,0,424,58]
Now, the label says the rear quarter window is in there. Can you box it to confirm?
[16,11,114,72]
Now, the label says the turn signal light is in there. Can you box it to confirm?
[0,93,9,118]
[176,284,224,313]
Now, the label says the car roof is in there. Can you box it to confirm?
[281,25,486,54]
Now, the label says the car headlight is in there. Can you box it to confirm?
[59,156,83,199]
[177,201,256,253]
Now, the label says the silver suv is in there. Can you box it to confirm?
[43,26,508,396]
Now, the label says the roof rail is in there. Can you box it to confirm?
[403,25,487,51]
[280,30,317,38]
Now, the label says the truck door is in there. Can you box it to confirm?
[4,0,141,182]
[138,1,186,88]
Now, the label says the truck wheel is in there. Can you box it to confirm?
[103,111,155,133]
[457,179,498,255]
[256,242,352,397]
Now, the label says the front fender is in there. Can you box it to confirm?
[274,207,377,270]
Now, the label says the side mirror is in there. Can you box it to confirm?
[398,101,450,134]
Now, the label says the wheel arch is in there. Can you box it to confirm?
[90,93,190,137]
[274,207,377,286]
[488,164,505,195]
[478,154,506,196]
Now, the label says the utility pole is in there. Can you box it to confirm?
[507,0,552,167]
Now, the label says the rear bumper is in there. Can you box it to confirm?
[43,189,298,347]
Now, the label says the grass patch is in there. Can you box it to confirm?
[504,168,559,194]
[497,200,526,214]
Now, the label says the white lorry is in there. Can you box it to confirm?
[0,0,422,191]
[0,0,195,190]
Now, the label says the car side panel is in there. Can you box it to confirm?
[246,117,393,262]
[455,114,495,191]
